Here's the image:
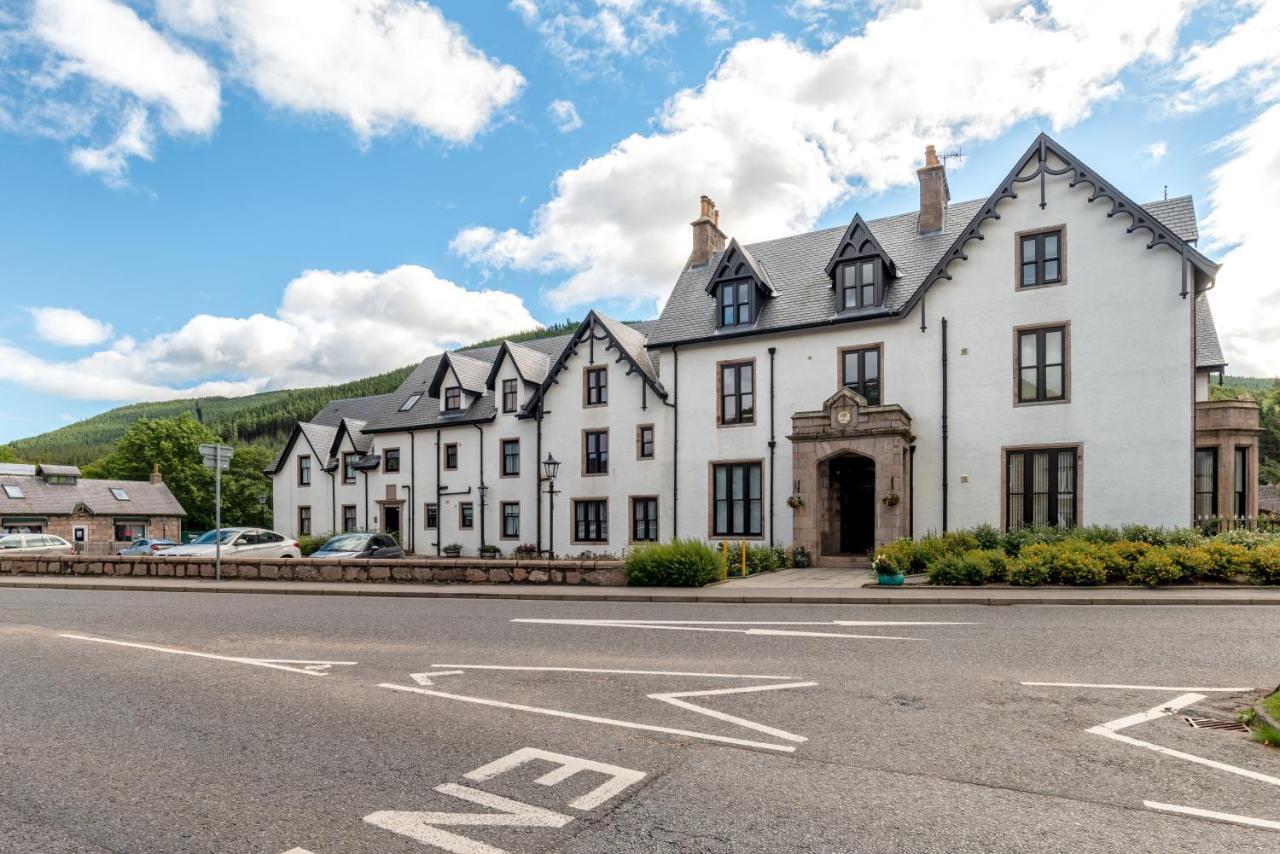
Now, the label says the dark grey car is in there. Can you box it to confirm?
[310,533,404,560]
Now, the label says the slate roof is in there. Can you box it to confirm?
[0,474,185,517]
[646,191,1204,348]
[313,393,397,428]
[1195,293,1227,369]
[497,340,553,385]
[37,464,82,478]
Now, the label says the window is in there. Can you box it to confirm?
[1019,228,1063,287]
[841,345,881,405]
[3,484,22,499]
[574,499,608,543]
[502,378,519,413]
[298,506,312,536]
[1006,447,1077,529]
[837,260,878,310]
[384,448,401,473]
[459,502,474,529]
[298,455,311,486]
[444,443,459,470]
[584,430,609,475]
[425,503,438,529]
[501,439,520,477]
[637,424,655,460]
[444,386,462,412]
[1017,325,1067,403]
[501,502,520,539]
[110,487,129,501]
[342,505,357,533]
[719,361,754,425]
[399,393,422,412]
[1195,448,1218,521]
[113,521,145,541]
[584,366,608,406]
[1235,447,1249,520]
[46,475,76,485]
[718,281,752,327]
[713,463,763,537]
[343,452,358,483]
[631,497,658,542]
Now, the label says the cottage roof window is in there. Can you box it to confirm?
[110,487,130,501]
[3,484,22,499]
[399,393,422,412]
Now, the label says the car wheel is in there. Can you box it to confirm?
[280,554,293,559]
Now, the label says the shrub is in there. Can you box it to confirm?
[928,554,984,586]
[872,539,915,576]
[793,546,812,568]
[1165,528,1207,547]
[1126,547,1181,587]
[970,524,1004,551]
[1216,528,1280,550]
[770,544,793,570]
[625,539,724,587]
[514,543,539,556]
[298,532,334,557]
[1249,544,1280,584]
[1165,545,1210,581]
[1199,541,1251,582]
[1107,541,1152,582]
[963,548,1010,583]
[913,535,949,571]
[940,530,981,555]
[1120,524,1168,546]
[1053,546,1107,586]
[1008,558,1049,586]
[480,544,501,557]
[1071,525,1122,544]
[722,543,780,576]
[1001,525,1068,556]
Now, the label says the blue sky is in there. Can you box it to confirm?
[1,0,1278,443]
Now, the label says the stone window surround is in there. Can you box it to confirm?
[298,506,311,537]
[500,437,521,478]
[998,442,1084,533]
[636,423,655,460]
[1015,223,1068,291]
[1013,321,1071,407]
[706,458,765,541]
[342,452,358,484]
[500,501,520,540]
[629,495,659,543]
[837,342,884,405]
[459,502,474,530]
[444,443,459,471]
[341,504,357,533]
[571,497,609,544]
[424,502,439,529]
[383,447,401,473]
[716,357,757,428]
[582,428,609,477]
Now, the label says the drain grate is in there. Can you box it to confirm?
[1183,716,1252,733]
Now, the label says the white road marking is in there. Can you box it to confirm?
[462,747,645,811]
[412,670,465,686]
[1082,693,1280,788]
[365,783,571,854]
[1143,801,1280,831]
[510,619,920,640]
[58,633,356,677]
[648,682,815,743]
[1023,681,1255,693]
[510,619,977,626]
[281,849,316,853]
[378,682,802,752]
[429,664,796,680]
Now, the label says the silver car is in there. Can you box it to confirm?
[117,538,178,556]
[0,533,77,556]
[158,527,302,559]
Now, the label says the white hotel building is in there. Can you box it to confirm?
[267,134,1260,563]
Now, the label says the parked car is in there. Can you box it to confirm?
[117,538,178,556]
[0,533,76,556]
[157,527,301,559]
[310,533,404,560]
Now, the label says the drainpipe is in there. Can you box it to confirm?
[329,467,335,536]
[363,468,370,533]
[535,403,543,554]
[672,345,680,538]
[908,444,916,540]
[408,431,416,554]
[472,423,487,551]
[434,429,442,556]
[768,346,777,545]
[941,317,949,533]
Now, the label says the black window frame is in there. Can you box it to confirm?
[343,452,358,484]
[840,345,882,405]
[501,501,520,539]
[444,443,459,471]
[1017,325,1067,404]
[1019,228,1063,288]
[712,462,763,538]
[424,503,438,529]
[631,496,658,542]
[585,366,608,406]
[584,430,609,475]
[717,280,753,328]
[297,454,311,486]
[298,506,311,537]
[383,448,400,473]
[1234,446,1249,520]
[1005,447,1078,530]
[459,502,474,530]
[837,259,879,310]
[719,361,755,426]
[502,378,519,413]
[444,386,462,412]
[113,520,145,541]
[574,499,608,543]
[342,505,357,533]
[637,424,655,460]
[1195,447,1218,521]
[501,439,520,477]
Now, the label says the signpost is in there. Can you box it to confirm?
[199,444,234,582]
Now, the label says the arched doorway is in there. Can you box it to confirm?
[821,453,876,555]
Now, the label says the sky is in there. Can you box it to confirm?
[0,0,1277,442]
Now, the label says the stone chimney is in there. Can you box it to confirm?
[150,463,163,485]
[917,145,950,234]
[690,195,726,267]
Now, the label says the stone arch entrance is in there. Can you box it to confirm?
[789,387,914,563]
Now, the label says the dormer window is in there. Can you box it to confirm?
[838,260,879,310]
[718,281,752,327]
[444,386,462,412]
[399,393,422,412]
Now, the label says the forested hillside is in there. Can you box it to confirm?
[1216,376,1279,485]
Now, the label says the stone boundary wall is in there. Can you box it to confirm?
[0,554,627,586]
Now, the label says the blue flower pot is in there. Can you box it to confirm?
[877,572,905,586]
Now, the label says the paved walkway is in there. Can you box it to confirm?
[2,573,1279,604]
[718,567,876,588]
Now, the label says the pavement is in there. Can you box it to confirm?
[2,586,1279,852]
[3,571,1280,605]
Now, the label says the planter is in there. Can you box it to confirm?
[876,572,905,586]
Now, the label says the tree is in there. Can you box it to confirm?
[219,445,275,529]
[92,415,220,530]
[0,445,16,463]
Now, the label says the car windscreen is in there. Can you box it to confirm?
[320,534,369,552]
[190,529,240,545]
[0,535,22,549]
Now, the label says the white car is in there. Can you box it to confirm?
[158,527,301,559]
[0,533,77,556]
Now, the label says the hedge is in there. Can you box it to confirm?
[625,539,725,587]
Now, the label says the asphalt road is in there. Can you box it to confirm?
[1,589,1278,853]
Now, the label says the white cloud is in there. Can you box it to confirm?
[456,0,1197,311]
[1140,140,1168,164]
[30,306,114,347]
[549,98,583,132]
[68,103,154,185]
[2,266,539,402]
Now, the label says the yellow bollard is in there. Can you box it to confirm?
[720,541,728,580]
[740,540,747,577]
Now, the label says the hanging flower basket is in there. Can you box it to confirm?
[881,492,901,508]
[786,495,804,509]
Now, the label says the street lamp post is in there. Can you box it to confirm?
[541,453,560,559]
[258,493,268,527]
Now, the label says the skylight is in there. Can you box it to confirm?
[400,393,422,412]
[3,484,23,499]
[110,487,130,501]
